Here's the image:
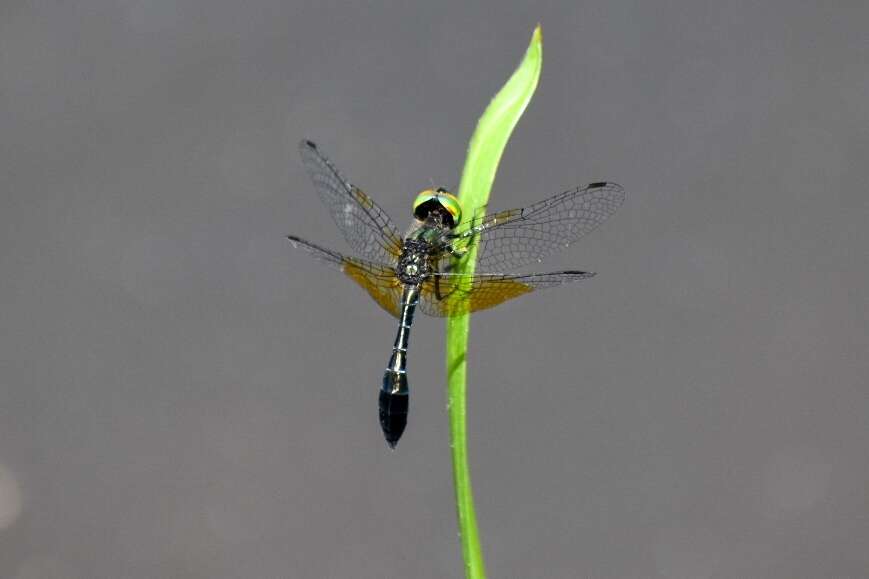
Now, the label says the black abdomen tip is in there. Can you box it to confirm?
[379,390,408,449]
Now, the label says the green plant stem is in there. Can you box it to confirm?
[446,25,543,579]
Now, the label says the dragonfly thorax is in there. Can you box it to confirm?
[396,239,433,285]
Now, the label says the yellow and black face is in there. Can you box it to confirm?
[412,188,462,229]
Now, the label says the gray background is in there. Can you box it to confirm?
[1,1,867,578]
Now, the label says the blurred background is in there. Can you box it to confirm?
[1,1,868,577]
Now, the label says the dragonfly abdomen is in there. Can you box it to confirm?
[380,285,419,448]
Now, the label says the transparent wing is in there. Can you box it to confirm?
[287,235,403,318]
[417,270,596,317]
[446,181,625,272]
[298,140,403,264]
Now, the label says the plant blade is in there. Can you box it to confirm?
[446,24,543,579]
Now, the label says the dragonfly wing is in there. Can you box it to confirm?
[299,140,403,264]
[287,235,403,318]
[417,270,596,317]
[447,181,625,272]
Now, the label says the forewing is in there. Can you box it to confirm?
[417,270,596,317]
[299,140,403,264]
[287,235,403,318]
[447,182,625,272]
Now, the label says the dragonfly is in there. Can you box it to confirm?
[288,140,625,448]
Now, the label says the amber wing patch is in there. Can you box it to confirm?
[418,274,533,317]
[343,259,403,318]
[418,270,597,318]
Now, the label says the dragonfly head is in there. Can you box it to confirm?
[413,188,462,230]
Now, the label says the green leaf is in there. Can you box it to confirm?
[446,24,542,579]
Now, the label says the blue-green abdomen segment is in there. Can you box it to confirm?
[380,285,418,448]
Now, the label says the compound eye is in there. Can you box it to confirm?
[412,190,438,221]
[436,191,462,228]
[412,189,463,228]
